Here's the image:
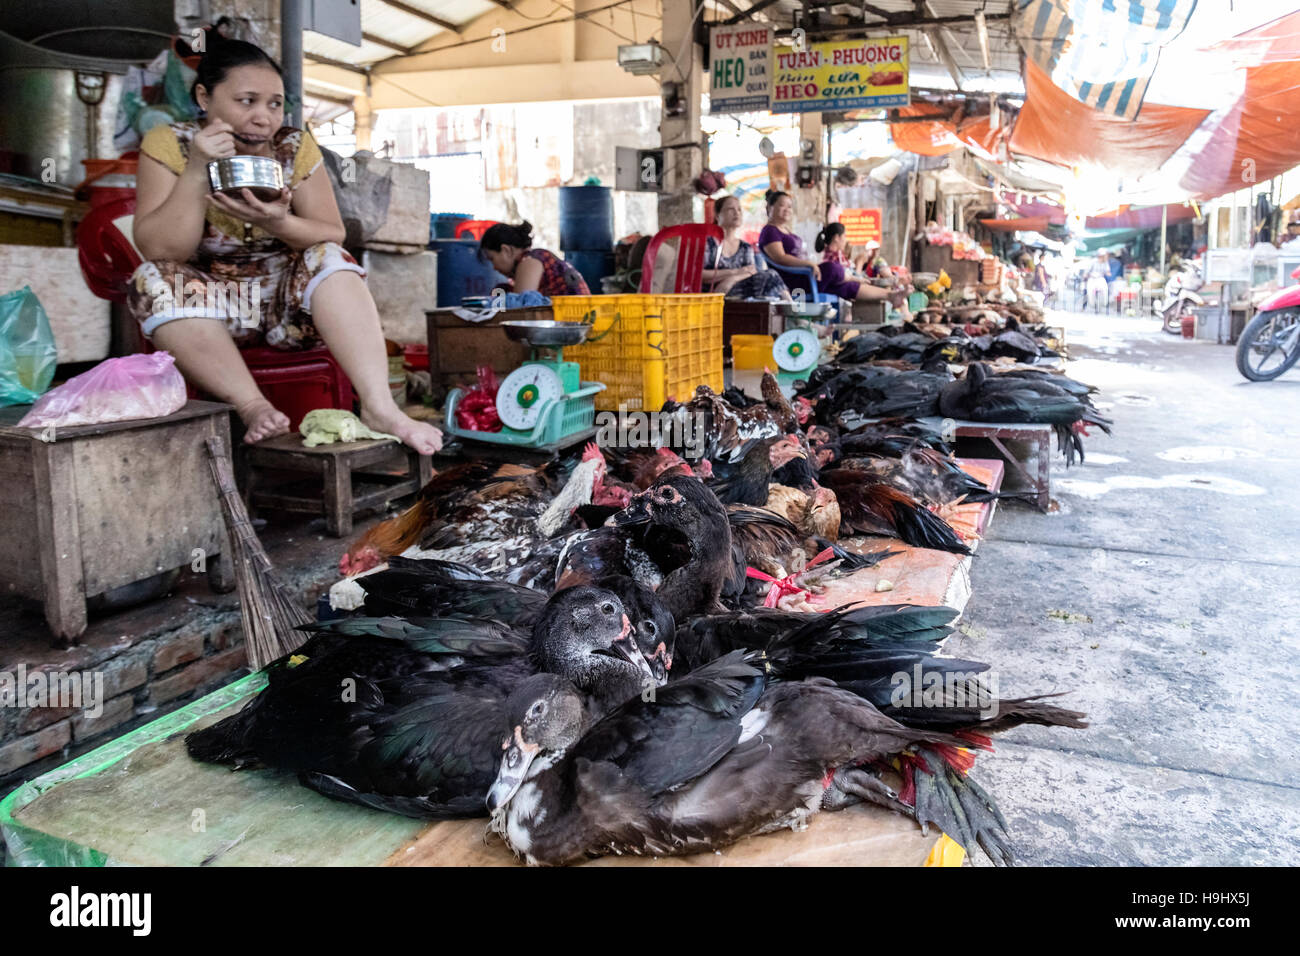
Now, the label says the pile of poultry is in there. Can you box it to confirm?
[187,367,1094,867]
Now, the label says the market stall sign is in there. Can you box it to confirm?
[709,24,773,114]
[772,37,909,113]
[840,208,882,245]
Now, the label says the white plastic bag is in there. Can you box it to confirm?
[17,352,187,429]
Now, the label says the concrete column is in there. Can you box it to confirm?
[792,110,826,241]
[657,0,705,227]
[354,88,374,152]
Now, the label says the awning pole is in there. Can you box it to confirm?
[1159,203,1167,274]
[283,0,303,129]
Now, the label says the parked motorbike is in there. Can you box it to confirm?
[1236,266,1300,381]
[1156,261,1204,334]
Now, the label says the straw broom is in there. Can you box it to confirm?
[205,435,310,670]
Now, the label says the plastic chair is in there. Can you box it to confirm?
[76,194,143,303]
[639,224,723,294]
[454,219,500,241]
[76,193,356,427]
[763,258,839,307]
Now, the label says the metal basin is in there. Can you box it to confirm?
[207,155,285,202]
[777,301,835,319]
[500,320,591,347]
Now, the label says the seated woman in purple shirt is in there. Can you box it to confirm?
[814,223,900,304]
[758,190,824,293]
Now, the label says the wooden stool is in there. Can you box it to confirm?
[0,401,236,642]
[244,434,431,537]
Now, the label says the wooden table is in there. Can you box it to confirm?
[425,306,552,391]
[0,401,235,642]
[244,433,432,537]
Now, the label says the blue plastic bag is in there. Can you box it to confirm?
[0,287,58,407]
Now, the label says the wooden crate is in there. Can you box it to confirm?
[722,300,783,358]
[425,306,552,390]
[0,401,234,642]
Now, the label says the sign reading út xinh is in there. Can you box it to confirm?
[772,36,909,113]
[709,24,772,114]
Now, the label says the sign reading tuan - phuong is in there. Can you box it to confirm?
[709,24,772,114]
[772,36,909,112]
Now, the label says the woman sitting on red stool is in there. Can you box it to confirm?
[127,29,441,453]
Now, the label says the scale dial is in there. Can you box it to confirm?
[773,328,820,373]
[496,363,564,431]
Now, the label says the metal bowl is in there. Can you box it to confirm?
[207,155,285,202]
[501,320,591,347]
[777,300,836,319]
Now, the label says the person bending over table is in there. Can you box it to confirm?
[129,31,442,453]
[478,221,590,297]
[701,194,791,300]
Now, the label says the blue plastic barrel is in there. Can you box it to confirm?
[431,212,473,240]
[564,251,615,290]
[429,239,507,306]
[558,186,614,252]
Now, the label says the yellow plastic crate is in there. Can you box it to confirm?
[731,334,775,371]
[551,293,724,411]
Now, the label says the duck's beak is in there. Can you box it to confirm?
[613,495,652,526]
[486,725,539,813]
[611,614,656,684]
[645,641,672,684]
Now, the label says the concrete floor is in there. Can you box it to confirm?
[953,311,1300,866]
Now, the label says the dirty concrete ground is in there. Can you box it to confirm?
[953,311,1300,866]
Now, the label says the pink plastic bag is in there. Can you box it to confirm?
[17,352,187,429]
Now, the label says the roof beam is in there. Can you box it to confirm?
[306,53,371,75]
[373,0,463,34]
[721,0,784,27]
[362,31,418,55]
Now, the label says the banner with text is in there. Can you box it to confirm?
[709,24,773,114]
[840,208,883,245]
[771,36,909,113]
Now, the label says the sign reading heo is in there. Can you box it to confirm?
[709,24,772,114]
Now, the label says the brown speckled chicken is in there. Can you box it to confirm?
[661,384,782,464]
[763,484,842,542]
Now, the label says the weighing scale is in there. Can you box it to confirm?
[771,302,827,387]
[445,320,604,450]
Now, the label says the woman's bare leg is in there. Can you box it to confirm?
[151,318,289,443]
[307,271,443,455]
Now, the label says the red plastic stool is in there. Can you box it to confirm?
[238,345,356,433]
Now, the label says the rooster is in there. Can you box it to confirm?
[820,468,972,554]
[706,435,806,506]
[660,384,783,464]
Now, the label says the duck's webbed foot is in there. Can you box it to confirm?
[822,766,910,814]
[911,748,1014,866]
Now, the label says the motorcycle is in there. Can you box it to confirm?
[1236,265,1300,381]
[1156,261,1204,334]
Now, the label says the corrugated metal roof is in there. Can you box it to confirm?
[304,0,500,67]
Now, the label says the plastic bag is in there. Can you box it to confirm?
[455,365,503,432]
[0,287,58,407]
[17,352,187,429]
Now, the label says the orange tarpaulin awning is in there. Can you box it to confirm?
[1010,60,1210,178]
[977,216,1055,232]
[1179,11,1300,199]
[889,105,961,156]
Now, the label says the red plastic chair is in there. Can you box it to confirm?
[75,193,356,430]
[454,219,500,241]
[638,224,723,293]
[77,194,143,304]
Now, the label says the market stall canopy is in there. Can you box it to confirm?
[888,104,962,156]
[1010,59,1209,179]
[1008,4,1300,201]
[977,216,1054,232]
